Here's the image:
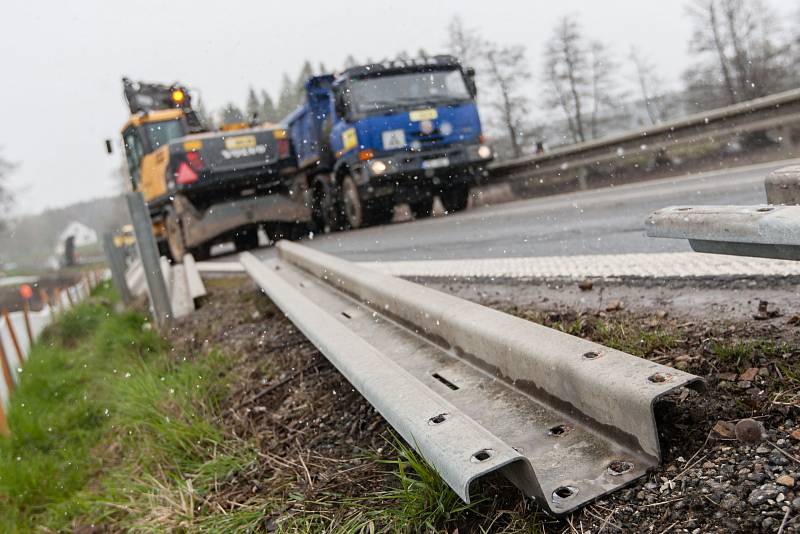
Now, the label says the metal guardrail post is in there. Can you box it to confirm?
[102,233,133,305]
[125,192,172,328]
[765,165,800,205]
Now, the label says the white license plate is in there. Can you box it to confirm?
[422,157,449,169]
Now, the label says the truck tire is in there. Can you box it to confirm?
[410,198,434,219]
[190,243,211,261]
[341,174,394,229]
[341,175,366,229]
[165,209,187,263]
[266,222,305,242]
[441,186,470,214]
[312,180,343,234]
[233,228,259,251]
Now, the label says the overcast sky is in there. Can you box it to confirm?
[1,0,795,214]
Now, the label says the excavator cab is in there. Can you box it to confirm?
[115,78,202,198]
[120,109,189,197]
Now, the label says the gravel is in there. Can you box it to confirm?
[170,275,800,532]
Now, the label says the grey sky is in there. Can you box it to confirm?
[1,0,794,214]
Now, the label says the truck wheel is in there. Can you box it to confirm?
[233,228,259,251]
[312,181,343,234]
[342,175,394,229]
[441,186,470,214]
[410,198,434,219]
[165,210,186,263]
[266,222,305,243]
[157,239,170,258]
[190,243,211,261]
[341,175,365,229]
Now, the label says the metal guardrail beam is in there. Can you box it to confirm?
[488,87,800,189]
[646,205,800,260]
[239,242,701,515]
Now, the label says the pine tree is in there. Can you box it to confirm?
[294,61,314,96]
[195,97,213,129]
[276,73,297,119]
[259,90,278,123]
[245,87,260,121]
[220,103,245,125]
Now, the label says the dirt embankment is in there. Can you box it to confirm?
[171,275,800,533]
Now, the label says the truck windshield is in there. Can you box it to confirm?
[348,69,471,115]
[144,119,186,150]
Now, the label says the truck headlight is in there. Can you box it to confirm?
[478,145,492,159]
[370,160,388,175]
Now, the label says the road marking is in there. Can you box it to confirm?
[363,252,800,279]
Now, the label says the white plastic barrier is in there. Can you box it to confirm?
[0,271,109,407]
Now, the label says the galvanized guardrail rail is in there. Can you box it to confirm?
[239,241,702,515]
[489,88,800,193]
[646,166,800,260]
[106,193,208,327]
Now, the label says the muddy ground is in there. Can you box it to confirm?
[170,274,800,533]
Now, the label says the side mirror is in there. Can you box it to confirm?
[105,139,114,154]
[465,67,477,97]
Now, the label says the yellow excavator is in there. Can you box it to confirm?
[110,78,309,261]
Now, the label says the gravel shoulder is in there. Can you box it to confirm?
[173,274,800,533]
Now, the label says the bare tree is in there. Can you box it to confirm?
[446,15,483,67]
[483,43,532,158]
[544,16,620,144]
[0,151,15,230]
[630,48,666,126]
[685,0,790,108]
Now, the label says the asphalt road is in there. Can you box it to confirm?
[232,158,800,263]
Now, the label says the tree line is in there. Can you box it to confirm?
[213,0,799,160]
[450,0,800,158]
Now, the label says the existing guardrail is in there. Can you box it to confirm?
[646,166,800,260]
[0,271,104,435]
[238,241,701,515]
[104,193,207,327]
[488,88,800,194]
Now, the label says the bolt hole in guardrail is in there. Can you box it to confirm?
[648,372,673,383]
[471,449,494,463]
[341,311,352,319]
[607,460,635,476]
[548,424,571,436]
[552,486,578,501]
[582,350,601,360]
[432,372,460,391]
[428,413,448,425]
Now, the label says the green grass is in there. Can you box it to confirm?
[0,284,544,532]
[0,282,257,532]
[592,320,677,357]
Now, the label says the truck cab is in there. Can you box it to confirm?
[285,55,493,230]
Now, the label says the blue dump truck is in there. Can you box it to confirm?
[284,55,493,230]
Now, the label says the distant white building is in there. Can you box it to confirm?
[55,221,98,255]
